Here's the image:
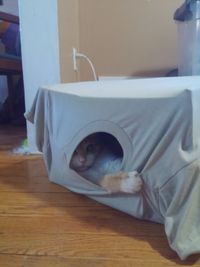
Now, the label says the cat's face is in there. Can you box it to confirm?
[70,135,100,172]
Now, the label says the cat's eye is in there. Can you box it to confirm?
[86,144,95,153]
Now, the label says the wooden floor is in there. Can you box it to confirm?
[0,125,200,267]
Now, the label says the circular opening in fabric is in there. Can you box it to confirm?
[69,132,124,173]
[62,120,133,191]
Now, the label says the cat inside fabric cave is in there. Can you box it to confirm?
[70,133,143,194]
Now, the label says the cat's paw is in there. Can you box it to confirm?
[120,171,143,193]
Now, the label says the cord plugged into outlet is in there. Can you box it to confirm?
[72,48,98,81]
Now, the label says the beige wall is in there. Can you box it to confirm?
[58,0,79,82]
[58,0,183,82]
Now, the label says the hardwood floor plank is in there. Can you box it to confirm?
[0,232,175,261]
[0,236,199,266]
[0,213,164,237]
[2,254,197,267]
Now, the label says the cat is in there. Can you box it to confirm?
[69,134,143,194]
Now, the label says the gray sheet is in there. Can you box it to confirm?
[26,77,200,260]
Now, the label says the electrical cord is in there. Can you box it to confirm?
[75,52,99,81]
